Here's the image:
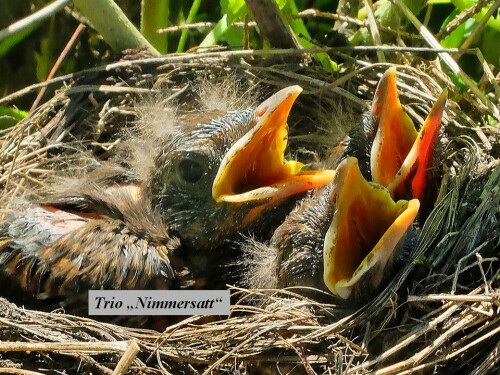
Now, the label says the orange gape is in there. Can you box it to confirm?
[388,90,448,201]
[370,68,417,189]
[213,85,335,205]
[323,157,419,299]
[370,67,447,201]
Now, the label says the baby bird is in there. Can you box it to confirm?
[244,68,447,301]
[348,68,448,203]
[0,84,335,312]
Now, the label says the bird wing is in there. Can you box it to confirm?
[0,203,185,309]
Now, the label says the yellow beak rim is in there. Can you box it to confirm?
[323,157,420,299]
[212,85,335,204]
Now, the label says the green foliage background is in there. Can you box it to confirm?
[0,0,498,117]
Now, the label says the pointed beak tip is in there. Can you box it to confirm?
[255,85,303,117]
[379,67,397,87]
[410,198,420,209]
[436,89,448,108]
[372,67,400,116]
[384,66,397,79]
[334,284,353,300]
[212,85,319,206]
[334,157,358,183]
[401,198,420,225]
[287,84,303,95]
[347,156,359,169]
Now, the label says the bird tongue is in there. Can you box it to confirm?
[323,157,420,299]
[370,67,447,201]
[212,85,335,204]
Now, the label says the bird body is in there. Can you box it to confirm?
[244,68,447,301]
[0,175,186,313]
[243,184,334,292]
[0,85,335,317]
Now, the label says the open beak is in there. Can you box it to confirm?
[212,86,335,204]
[323,157,419,299]
[370,68,447,201]
[387,89,448,200]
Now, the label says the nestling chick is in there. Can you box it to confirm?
[0,83,335,314]
[243,68,447,301]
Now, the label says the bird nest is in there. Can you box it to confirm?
[0,50,498,374]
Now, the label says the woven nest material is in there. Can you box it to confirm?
[0,50,499,374]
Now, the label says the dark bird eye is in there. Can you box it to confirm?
[177,159,204,183]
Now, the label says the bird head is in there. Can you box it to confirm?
[146,86,335,249]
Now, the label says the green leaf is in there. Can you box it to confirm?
[221,0,247,22]
[200,14,229,47]
[374,0,426,28]
[34,18,57,82]
[450,0,500,32]
[224,26,244,48]
[441,17,476,48]
[284,0,310,39]
[349,28,371,46]
[73,0,160,55]
[447,71,470,91]
[373,1,394,27]
[141,0,169,54]
[0,24,38,58]
[298,36,338,72]
[177,0,202,52]
[275,0,288,9]
[427,0,452,4]
[487,115,499,127]
[479,26,500,68]
[200,0,249,48]
[0,107,28,129]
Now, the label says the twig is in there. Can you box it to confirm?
[30,23,86,113]
[461,0,500,50]
[245,0,300,49]
[407,294,498,303]
[0,369,46,375]
[347,300,462,373]
[0,341,129,353]
[363,0,386,63]
[437,0,493,40]
[0,46,479,106]
[372,312,489,374]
